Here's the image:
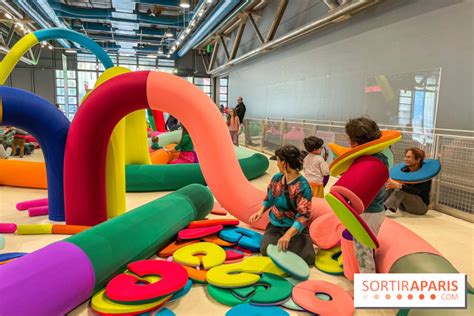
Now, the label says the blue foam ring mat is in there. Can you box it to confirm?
[219,227,262,250]
[390,159,441,183]
[226,303,289,316]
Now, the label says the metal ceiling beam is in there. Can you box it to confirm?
[265,0,288,42]
[248,12,264,44]
[230,16,246,60]
[208,0,380,75]
[218,35,229,60]
[208,40,219,72]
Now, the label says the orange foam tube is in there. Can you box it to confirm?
[375,218,441,273]
[147,72,268,229]
[51,225,91,235]
[0,160,47,189]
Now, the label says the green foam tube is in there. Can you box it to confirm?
[66,184,213,291]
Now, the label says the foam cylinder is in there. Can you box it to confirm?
[66,184,213,291]
[0,223,17,233]
[0,241,95,315]
[16,198,48,211]
[52,225,91,235]
[16,224,53,235]
[340,229,359,281]
[28,206,49,217]
[330,155,388,213]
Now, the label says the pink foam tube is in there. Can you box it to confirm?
[331,156,388,213]
[0,223,17,233]
[16,198,48,211]
[28,206,49,217]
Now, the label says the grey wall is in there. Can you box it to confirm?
[224,0,473,130]
[2,49,65,104]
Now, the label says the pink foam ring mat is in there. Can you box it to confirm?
[309,213,344,249]
[329,130,401,177]
[16,198,48,211]
[177,225,224,241]
[331,155,389,213]
[225,249,244,262]
[325,192,379,249]
[308,197,333,222]
[340,229,359,281]
[292,280,354,316]
[105,260,188,304]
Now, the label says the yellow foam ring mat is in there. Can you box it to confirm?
[329,130,401,176]
[325,193,378,249]
[91,287,170,314]
[241,256,287,276]
[206,263,260,288]
[315,246,344,275]
[0,33,39,84]
[16,224,53,235]
[172,242,226,270]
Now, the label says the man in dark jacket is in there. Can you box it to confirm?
[235,97,246,123]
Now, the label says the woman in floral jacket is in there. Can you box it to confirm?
[250,145,315,265]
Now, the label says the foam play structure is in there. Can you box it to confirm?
[0,184,213,314]
[1,28,471,315]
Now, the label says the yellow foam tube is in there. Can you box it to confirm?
[89,67,130,218]
[125,110,151,165]
[16,224,53,235]
[0,33,39,84]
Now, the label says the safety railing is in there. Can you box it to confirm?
[240,118,474,222]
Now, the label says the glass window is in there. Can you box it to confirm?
[194,77,210,85]
[77,71,97,102]
[55,70,64,78]
[68,88,76,96]
[57,96,65,104]
[219,95,227,102]
[56,79,64,86]
[56,87,65,96]
[68,97,77,105]
[67,71,76,79]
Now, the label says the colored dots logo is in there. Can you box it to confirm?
[374,294,379,300]
[408,294,413,300]
[397,294,402,300]
[385,294,391,300]
[419,294,425,300]
[430,294,436,300]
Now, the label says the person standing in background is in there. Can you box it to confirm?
[235,96,246,124]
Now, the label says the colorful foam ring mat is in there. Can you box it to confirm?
[315,246,344,275]
[292,280,355,316]
[187,219,239,228]
[329,130,401,176]
[266,244,310,281]
[226,303,289,316]
[218,227,263,251]
[206,256,286,288]
[172,242,226,270]
[208,273,292,307]
[325,191,379,249]
[157,240,199,258]
[177,225,224,240]
[390,159,441,183]
[105,260,188,305]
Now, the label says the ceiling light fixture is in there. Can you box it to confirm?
[48,45,53,50]
[65,49,76,53]
[179,0,190,9]
[4,12,12,19]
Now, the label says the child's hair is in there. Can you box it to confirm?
[345,116,381,145]
[275,145,304,171]
[405,147,426,166]
[303,136,324,152]
[151,136,158,143]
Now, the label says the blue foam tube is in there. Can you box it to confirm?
[0,86,70,221]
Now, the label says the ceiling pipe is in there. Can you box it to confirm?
[177,0,242,57]
[208,0,379,75]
